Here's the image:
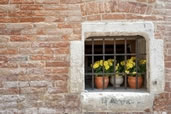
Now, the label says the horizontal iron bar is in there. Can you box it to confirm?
[85,53,146,56]
[85,73,146,75]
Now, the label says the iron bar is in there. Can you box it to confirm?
[124,38,127,89]
[113,38,116,89]
[103,37,105,89]
[136,38,138,89]
[85,53,146,56]
[92,38,94,89]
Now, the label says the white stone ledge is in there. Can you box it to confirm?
[81,92,154,112]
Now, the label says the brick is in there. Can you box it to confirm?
[8,56,28,61]
[146,6,153,15]
[53,47,69,54]
[9,11,33,17]
[80,4,87,16]
[20,87,46,94]
[0,43,7,48]
[3,81,18,88]
[0,24,33,35]
[8,42,31,48]
[148,0,156,3]
[48,87,67,94]
[0,63,18,68]
[0,88,19,95]
[35,0,59,4]
[18,81,29,87]
[32,10,57,16]
[65,94,81,113]
[20,5,43,10]
[10,0,34,4]
[136,0,147,2]
[39,42,69,48]
[104,1,112,13]
[65,16,82,22]
[19,48,44,54]
[29,81,49,87]
[0,56,8,61]
[10,35,35,42]
[30,55,54,60]
[0,17,19,23]
[46,62,69,67]
[0,49,18,55]
[36,35,65,41]
[0,36,9,42]
[87,15,101,21]
[86,2,99,15]
[20,17,45,22]
[60,0,82,4]
[19,62,44,68]
[117,1,130,13]
[38,108,57,114]
[44,67,69,74]
[102,14,125,20]
[45,74,68,81]
[0,81,3,88]
[0,0,8,4]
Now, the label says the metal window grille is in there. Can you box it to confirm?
[85,36,146,90]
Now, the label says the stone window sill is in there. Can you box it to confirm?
[81,92,154,112]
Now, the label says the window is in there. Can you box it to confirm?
[70,22,164,112]
[85,36,147,91]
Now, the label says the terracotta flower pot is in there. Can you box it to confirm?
[95,76,109,89]
[128,76,143,89]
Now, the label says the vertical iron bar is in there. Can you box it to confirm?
[136,37,138,89]
[113,38,116,89]
[103,38,105,89]
[92,38,94,89]
[124,37,127,89]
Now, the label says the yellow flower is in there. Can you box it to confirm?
[140,60,146,64]
[121,61,125,66]
[126,62,134,69]
[93,61,99,69]
[125,70,129,74]
[107,59,114,66]
[108,61,113,66]
[115,63,119,71]
[133,72,136,75]
[108,59,114,62]
[104,61,108,66]
[100,60,103,66]
[105,65,110,70]
[131,57,136,61]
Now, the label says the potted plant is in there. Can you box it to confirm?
[110,63,124,87]
[120,57,146,89]
[92,59,114,89]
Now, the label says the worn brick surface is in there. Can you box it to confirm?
[0,0,170,113]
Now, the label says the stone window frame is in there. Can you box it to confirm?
[69,22,165,112]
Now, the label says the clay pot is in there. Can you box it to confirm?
[95,76,109,89]
[128,76,143,89]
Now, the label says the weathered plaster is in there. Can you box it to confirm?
[70,22,165,112]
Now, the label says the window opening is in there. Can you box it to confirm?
[85,36,147,91]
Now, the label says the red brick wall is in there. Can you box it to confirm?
[0,0,170,113]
